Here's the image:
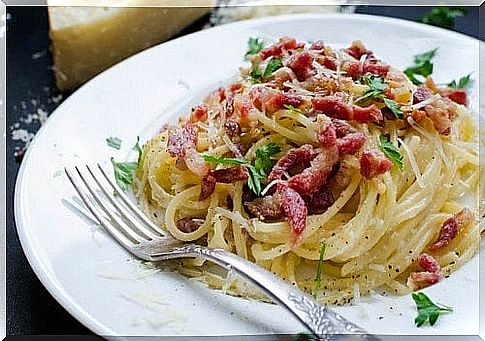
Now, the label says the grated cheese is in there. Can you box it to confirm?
[409,94,441,110]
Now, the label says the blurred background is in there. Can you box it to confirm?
[5,3,482,335]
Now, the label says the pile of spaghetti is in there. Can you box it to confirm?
[134,37,480,304]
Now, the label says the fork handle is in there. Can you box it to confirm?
[149,244,378,340]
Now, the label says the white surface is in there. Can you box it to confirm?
[14,14,481,336]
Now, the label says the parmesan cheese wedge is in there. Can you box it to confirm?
[48,1,214,90]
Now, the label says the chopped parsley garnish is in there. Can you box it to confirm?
[448,73,472,89]
[111,160,138,192]
[249,59,263,83]
[203,143,280,196]
[111,136,143,191]
[284,104,306,115]
[357,75,403,119]
[412,292,453,327]
[202,154,247,165]
[254,143,281,176]
[404,48,438,85]
[106,136,122,150]
[379,135,403,171]
[249,58,283,83]
[418,7,466,29]
[383,98,403,119]
[312,242,326,299]
[262,57,283,78]
[245,37,264,59]
[247,165,265,197]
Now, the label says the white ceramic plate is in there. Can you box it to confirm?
[15,14,482,336]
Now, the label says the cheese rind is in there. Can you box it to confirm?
[49,5,213,90]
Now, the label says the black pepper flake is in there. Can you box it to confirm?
[379,316,384,320]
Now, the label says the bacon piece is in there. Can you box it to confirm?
[229,82,243,95]
[363,63,389,77]
[408,271,444,291]
[345,62,363,79]
[409,109,427,123]
[199,174,216,200]
[287,51,314,80]
[199,167,249,200]
[245,193,283,220]
[331,118,356,137]
[184,148,209,177]
[268,144,317,182]
[418,253,441,273]
[189,105,208,123]
[345,40,370,60]
[277,183,308,244]
[211,166,249,183]
[233,94,255,127]
[259,37,298,60]
[302,187,334,211]
[288,124,339,194]
[360,149,394,179]
[249,86,304,114]
[428,208,474,251]
[167,123,198,157]
[312,96,383,122]
[439,89,467,105]
[224,117,241,137]
[424,104,452,135]
[345,61,389,79]
[309,40,325,51]
[337,132,366,156]
[413,87,432,104]
[176,217,203,233]
[321,56,337,71]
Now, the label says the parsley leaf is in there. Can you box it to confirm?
[111,136,143,191]
[412,292,453,327]
[254,142,281,176]
[106,136,122,150]
[362,74,387,91]
[111,159,137,192]
[448,73,472,89]
[312,242,326,299]
[284,104,306,115]
[418,7,467,29]
[357,76,403,119]
[263,58,283,78]
[247,165,265,197]
[249,59,263,83]
[245,37,264,59]
[404,48,438,85]
[383,98,403,119]
[379,135,403,170]
[203,143,280,196]
[202,154,247,165]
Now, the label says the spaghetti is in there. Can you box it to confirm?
[133,38,480,304]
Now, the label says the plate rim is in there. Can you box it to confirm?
[13,12,482,336]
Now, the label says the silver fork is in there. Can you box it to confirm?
[65,164,378,340]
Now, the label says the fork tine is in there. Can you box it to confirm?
[64,168,136,250]
[73,166,145,243]
[97,163,166,235]
[85,165,160,241]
